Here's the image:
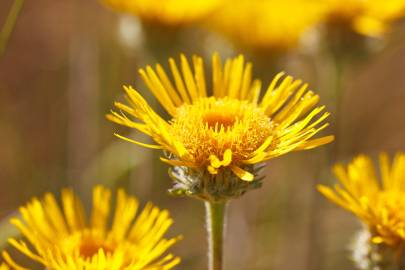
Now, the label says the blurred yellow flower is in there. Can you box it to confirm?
[108,53,333,184]
[0,264,9,270]
[318,153,405,246]
[210,0,326,50]
[3,186,181,270]
[101,0,224,26]
[324,0,405,36]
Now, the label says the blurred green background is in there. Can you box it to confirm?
[1,0,405,269]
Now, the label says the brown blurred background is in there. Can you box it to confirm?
[1,1,405,269]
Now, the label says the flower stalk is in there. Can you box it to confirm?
[205,201,228,270]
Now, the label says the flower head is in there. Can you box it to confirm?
[210,0,326,50]
[3,186,181,270]
[324,0,405,36]
[108,53,333,201]
[318,153,405,246]
[100,0,224,27]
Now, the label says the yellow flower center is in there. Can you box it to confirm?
[79,238,115,258]
[170,97,273,167]
[202,111,237,129]
[60,231,121,261]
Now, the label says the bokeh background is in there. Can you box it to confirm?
[1,0,405,269]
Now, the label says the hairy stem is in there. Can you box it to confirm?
[205,201,227,270]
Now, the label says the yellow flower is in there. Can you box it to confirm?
[318,153,405,246]
[324,0,405,36]
[210,0,326,50]
[100,0,224,26]
[3,186,181,270]
[108,53,333,196]
[0,264,9,270]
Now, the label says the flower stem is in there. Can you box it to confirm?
[205,201,227,270]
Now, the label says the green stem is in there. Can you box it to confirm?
[205,201,227,270]
[0,0,25,57]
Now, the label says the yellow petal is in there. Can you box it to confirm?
[222,149,233,167]
[208,165,219,174]
[209,154,222,169]
[230,165,254,181]
[114,134,163,150]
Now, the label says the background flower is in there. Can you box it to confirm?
[100,0,224,26]
[318,153,405,246]
[323,0,405,36]
[209,0,326,51]
[3,186,181,270]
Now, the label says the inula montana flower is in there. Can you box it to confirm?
[210,0,326,50]
[3,186,181,270]
[324,0,405,36]
[318,153,405,269]
[318,153,405,246]
[100,0,224,26]
[108,53,333,201]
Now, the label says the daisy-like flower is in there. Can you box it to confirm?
[209,0,326,50]
[108,53,333,201]
[318,153,405,246]
[3,186,181,270]
[100,0,224,27]
[324,0,405,37]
